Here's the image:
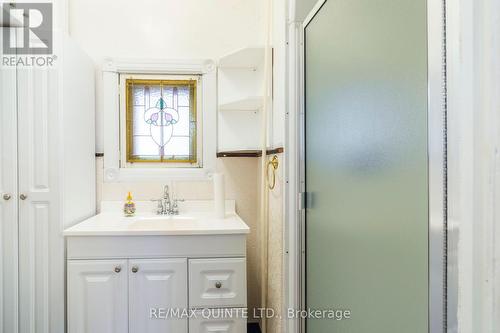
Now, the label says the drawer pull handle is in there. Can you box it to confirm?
[215,281,222,289]
[114,266,121,273]
[131,266,139,273]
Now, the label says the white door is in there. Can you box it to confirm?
[68,260,128,333]
[129,258,188,333]
[17,67,64,333]
[0,30,19,333]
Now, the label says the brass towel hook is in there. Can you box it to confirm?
[267,155,279,190]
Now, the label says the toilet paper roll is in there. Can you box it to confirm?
[213,173,225,218]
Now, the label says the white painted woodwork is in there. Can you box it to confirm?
[17,66,59,333]
[102,59,217,182]
[0,32,96,333]
[0,31,19,333]
[271,0,287,148]
[61,37,96,226]
[218,47,264,70]
[218,48,264,106]
[218,110,262,151]
[189,309,247,333]
[217,47,265,152]
[66,231,247,332]
[129,259,188,333]
[447,0,500,330]
[67,260,128,333]
[67,234,246,259]
[219,97,263,112]
[189,258,247,308]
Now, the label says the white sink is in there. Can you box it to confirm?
[63,200,250,236]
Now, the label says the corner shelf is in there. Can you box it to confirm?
[219,96,263,111]
[218,46,265,153]
[218,47,264,70]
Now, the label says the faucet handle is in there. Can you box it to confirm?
[173,198,185,206]
[171,198,185,215]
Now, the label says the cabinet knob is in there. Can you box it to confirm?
[19,194,28,200]
[2,193,11,201]
[114,266,121,273]
[215,281,222,289]
[131,266,139,273]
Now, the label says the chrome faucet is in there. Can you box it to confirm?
[152,185,184,215]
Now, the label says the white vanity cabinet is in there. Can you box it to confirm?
[68,258,188,333]
[66,225,249,333]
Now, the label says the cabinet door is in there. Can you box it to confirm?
[68,260,128,333]
[17,67,64,333]
[129,258,188,333]
[0,36,19,333]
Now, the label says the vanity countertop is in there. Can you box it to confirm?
[63,200,250,236]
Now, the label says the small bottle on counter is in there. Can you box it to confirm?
[123,192,136,217]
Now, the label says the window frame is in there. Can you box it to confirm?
[102,58,216,182]
[119,74,203,168]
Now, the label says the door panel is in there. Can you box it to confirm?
[17,67,63,333]
[68,260,128,333]
[305,0,428,332]
[129,258,188,333]
[0,29,19,333]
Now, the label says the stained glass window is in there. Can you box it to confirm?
[125,79,197,164]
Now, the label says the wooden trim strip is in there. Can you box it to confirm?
[217,150,261,157]
[97,147,284,158]
[266,147,284,155]
[216,147,284,158]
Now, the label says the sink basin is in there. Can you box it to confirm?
[129,216,196,229]
[63,200,250,236]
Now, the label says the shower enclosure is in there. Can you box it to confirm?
[302,0,446,331]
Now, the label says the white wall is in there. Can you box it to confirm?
[447,0,500,331]
[68,0,266,152]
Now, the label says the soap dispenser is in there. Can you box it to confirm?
[123,192,136,217]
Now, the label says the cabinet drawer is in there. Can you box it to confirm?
[189,309,247,333]
[189,258,246,308]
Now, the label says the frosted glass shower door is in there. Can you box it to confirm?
[304,0,429,332]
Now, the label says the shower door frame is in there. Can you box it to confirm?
[289,0,450,332]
